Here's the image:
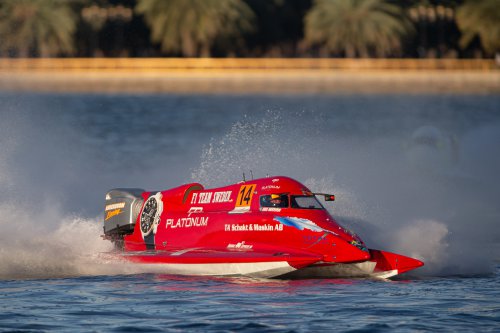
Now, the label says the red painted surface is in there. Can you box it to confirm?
[370,249,424,274]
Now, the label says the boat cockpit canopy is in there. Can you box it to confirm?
[260,194,324,209]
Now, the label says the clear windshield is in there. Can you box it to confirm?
[260,194,289,208]
[291,196,324,209]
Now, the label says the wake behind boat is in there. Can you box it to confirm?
[103,176,423,279]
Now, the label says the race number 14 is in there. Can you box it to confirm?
[235,184,256,208]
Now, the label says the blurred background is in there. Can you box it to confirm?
[0,0,499,59]
[0,0,499,94]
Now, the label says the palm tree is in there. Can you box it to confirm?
[304,0,412,58]
[0,0,76,57]
[456,0,500,56]
[135,0,255,57]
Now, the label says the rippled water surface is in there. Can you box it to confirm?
[0,92,499,331]
[1,270,499,332]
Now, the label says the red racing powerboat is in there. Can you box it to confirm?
[103,176,423,279]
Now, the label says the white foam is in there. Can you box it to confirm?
[391,219,449,266]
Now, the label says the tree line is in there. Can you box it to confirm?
[0,0,498,58]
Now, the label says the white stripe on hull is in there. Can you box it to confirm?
[133,261,297,278]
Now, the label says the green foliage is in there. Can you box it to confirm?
[456,0,500,55]
[135,0,255,57]
[304,0,413,57]
[0,0,77,57]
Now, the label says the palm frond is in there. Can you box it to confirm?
[304,0,412,57]
[136,0,255,57]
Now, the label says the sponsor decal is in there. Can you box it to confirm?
[137,192,164,250]
[224,223,283,232]
[262,207,281,212]
[140,192,163,239]
[261,185,281,190]
[303,234,329,245]
[229,184,256,214]
[225,224,248,231]
[274,216,339,235]
[190,191,232,204]
[254,223,282,231]
[274,216,323,232]
[166,216,209,229]
[187,207,203,216]
[105,208,123,221]
[235,184,256,207]
[272,178,280,183]
[227,241,253,250]
[198,192,212,204]
[212,191,232,203]
[229,184,256,213]
[105,202,125,211]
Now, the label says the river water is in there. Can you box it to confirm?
[0,92,499,332]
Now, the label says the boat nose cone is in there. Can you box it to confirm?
[397,256,424,274]
[370,249,425,275]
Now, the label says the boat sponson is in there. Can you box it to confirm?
[370,249,424,275]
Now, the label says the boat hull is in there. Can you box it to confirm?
[109,249,422,279]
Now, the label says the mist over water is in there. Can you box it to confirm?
[0,92,498,279]
[191,106,500,276]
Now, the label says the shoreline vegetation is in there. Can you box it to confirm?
[1,58,498,94]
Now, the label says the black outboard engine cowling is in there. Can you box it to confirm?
[104,189,145,243]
